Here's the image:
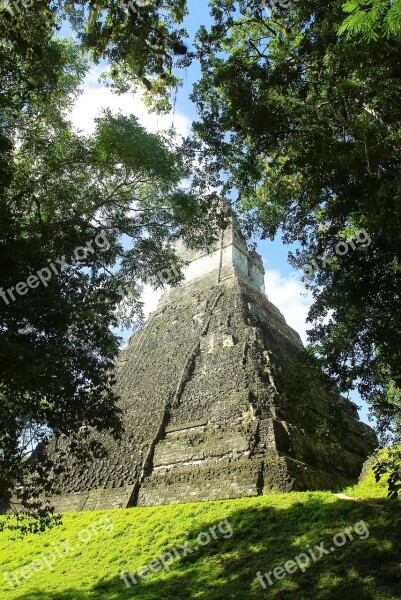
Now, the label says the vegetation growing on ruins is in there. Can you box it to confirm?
[2,0,401,529]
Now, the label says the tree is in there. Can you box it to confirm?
[0,7,221,531]
[1,0,191,110]
[189,0,401,487]
[60,0,190,106]
[339,0,401,41]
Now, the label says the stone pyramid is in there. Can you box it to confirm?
[45,215,376,512]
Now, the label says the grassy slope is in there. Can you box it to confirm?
[1,472,401,600]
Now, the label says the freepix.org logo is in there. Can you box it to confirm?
[0,232,110,306]
[4,0,36,16]
[261,0,299,16]
[120,519,233,587]
[256,520,370,589]
[3,516,114,589]
[120,0,152,16]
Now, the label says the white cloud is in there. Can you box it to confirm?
[67,67,191,138]
[264,269,313,345]
[141,285,163,319]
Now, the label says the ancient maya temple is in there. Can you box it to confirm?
[43,215,375,512]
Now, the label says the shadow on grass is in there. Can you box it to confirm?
[15,495,401,600]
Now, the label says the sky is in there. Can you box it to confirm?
[63,0,371,425]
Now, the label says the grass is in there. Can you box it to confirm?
[1,471,401,599]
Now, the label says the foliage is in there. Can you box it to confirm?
[0,487,400,598]
[190,0,401,469]
[1,0,191,106]
[64,0,190,107]
[371,447,401,499]
[3,0,401,527]
[339,0,401,40]
[0,7,222,531]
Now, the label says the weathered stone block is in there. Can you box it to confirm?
[30,214,376,512]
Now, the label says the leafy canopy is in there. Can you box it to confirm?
[189,0,401,481]
[339,0,401,40]
[0,4,222,531]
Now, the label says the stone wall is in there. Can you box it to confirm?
[42,270,375,512]
[24,216,376,513]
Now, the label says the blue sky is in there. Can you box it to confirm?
[64,0,371,424]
